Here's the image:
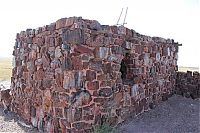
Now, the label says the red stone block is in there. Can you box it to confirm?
[55,73,63,87]
[35,68,45,81]
[102,63,112,74]
[65,17,75,27]
[113,92,123,106]
[86,70,96,81]
[94,47,109,59]
[83,62,89,69]
[86,81,99,90]
[73,108,82,121]
[56,18,66,29]
[62,29,85,45]
[100,81,111,87]
[42,78,52,89]
[72,122,91,130]
[83,115,94,121]
[71,56,82,70]
[98,87,112,97]
[36,37,45,46]
[135,45,142,54]
[54,108,63,118]
[74,45,93,55]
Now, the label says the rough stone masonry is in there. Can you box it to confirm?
[175,71,200,99]
[11,17,182,132]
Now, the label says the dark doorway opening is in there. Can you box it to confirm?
[120,53,128,80]
[120,52,134,85]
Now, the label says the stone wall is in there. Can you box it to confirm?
[11,17,180,132]
[175,71,200,99]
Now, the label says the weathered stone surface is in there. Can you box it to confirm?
[11,17,181,132]
[55,72,63,87]
[48,47,55,57]
[86,70,96,81]
[175,71,200,99]
[156,52,161,61]
[74,108,82,121]
[111,45,123,55]
[113,92,123,106]
[36,68,45,80]
[95,47,109,59]
[65,17,75,27]
[56,18,66,29]
[55,108,63,118]
[102,63,112,74]
[71,90,91,106]
[63,72,75,89]
[144,53,150,66]
[62,29,84,44]
[72,122,91,130]
[99,87,112,97]
[61,57,72,71]
[42,78,52,89]
[55,46,62,58]
[71,56,82,70]
[74,45,93,55]
[131,84,139,97]
[89,20,102,30]
[74,71,83,87]
[86,81,99,90]
[50,59,60,69]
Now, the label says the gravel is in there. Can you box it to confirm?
[115,95,200,133]
[0,80,37,133]
[0,80,11,90]
[0,107,37,133]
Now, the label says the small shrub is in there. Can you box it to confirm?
[94,123,113,133]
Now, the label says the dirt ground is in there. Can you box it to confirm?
[0,107,37,133]
[115,95,200,133]
[0,80,37,133]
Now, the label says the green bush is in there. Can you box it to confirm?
[94,123,113,133]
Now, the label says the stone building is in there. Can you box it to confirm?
[11,17,181,132]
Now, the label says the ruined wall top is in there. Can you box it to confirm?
[15,17,181,48]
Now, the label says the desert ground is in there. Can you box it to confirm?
[115,95,200,133]
[0,58,12,81]
[178,66,199,72]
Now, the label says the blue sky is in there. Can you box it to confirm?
[0,0,199,67]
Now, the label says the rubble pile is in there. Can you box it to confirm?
[11,17,180,132]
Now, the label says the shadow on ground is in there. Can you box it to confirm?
[115,95,200,133]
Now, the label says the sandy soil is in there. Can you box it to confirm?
[115,95,200,133]
[0,80,11,90]
[178,66,199,72]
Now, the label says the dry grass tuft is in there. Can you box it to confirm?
[178,66,199,72]
[0,58,12,81]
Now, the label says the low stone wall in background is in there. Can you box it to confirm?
[175,71,200,99]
